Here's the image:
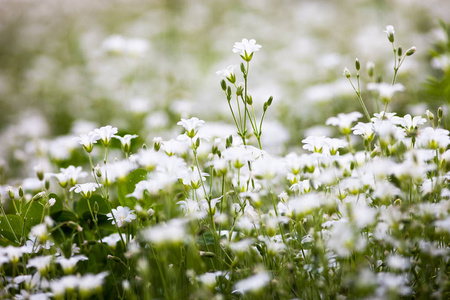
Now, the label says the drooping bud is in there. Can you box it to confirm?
[406,46,416,56]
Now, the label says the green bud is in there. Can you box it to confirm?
[95,165,102,178]
[397,46,402,57]
[343,67,351,78]
[355,58,360,71]
[240,62,246,74]
[438,107,443,119]
[426,110,435,122]
[195,137,200,148]
[19,186,24,198]
[246,95,253,105]
[226,135,233,148]
[142,143,147,150]
[7,187,15,200]
[263,102,269,112]
[45,179,50,190]
[406,46,416,56]
[267,96,273,106]
[220,80,227,91]
[107,255,123,263]
[199,251,216,258]
[367,61,374,77]
[94,201,99,214]
[32,191,46,202]
[226,86,232,98]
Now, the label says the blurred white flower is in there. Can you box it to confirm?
[233,271,270,294]
[106,206,136,227]
[177,117,205,139]
[93,125,118,146]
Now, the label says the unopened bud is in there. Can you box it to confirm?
[240,62,245,74]
[95,165,102,178]
[236,86,243,96]
[246,95,253,105]
[267,96,273,106]
[406,46,416,56]
[45,180,50,190]
[199,251,216,258]
[397,46,402,57]
[153,137,162,152]
[19,186,24,198]
[355,58,360,71]
[426,110,435,122]
[220,80,226,91]
[343,67,351,78]
[93,201,99,214]
[438,107,443,119]
[226,86,232,98]
[7,186,15,200]
[32,191,46,201]
[367,61,374,78]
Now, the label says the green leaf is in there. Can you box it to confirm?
[76,195,110,220]
[117,168,147,208]
[49,193,63,218]
[0,215,22,244]
[55,210,78,223]
[23,201,44,234]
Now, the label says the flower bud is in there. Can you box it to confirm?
[267,96,273,106]
[236,85,244,96]
[246,95,253,105]
[355,58,360,71]
[367,61,374,78]
[95,164,102,178]
[19,186,24,198]
[6,186,15,200]
[426,110,435,122]
[32,191,46,202]
[406,46,416,56]
[220,80,227,91]
[153,137,162,152]
[45,179,50,190]
[438,107,443,119]
[240,62,246,74]
[343,67,351,78]
[397,46,402,57]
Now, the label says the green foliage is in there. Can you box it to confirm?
[117,168,147,208]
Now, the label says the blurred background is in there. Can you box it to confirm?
[0,0,450,181]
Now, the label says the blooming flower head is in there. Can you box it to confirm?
[74,132,100,153]
[69,182,101,199]
[367,82,404,104]
[326,112,363,135]
[233,271,270,294]
[93,125,118,147]
[233,38,262,61]
[114,134,139,153]
[106,206,136,227]
[216,65,237,83]
[55,255,88,274]
[177,117,205,138]
[27,255,53,275]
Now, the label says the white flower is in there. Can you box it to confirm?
[106,206,136,227]
[367,82,404,103]
[352,122,375,141]
[78,272,109,297]
[70,182,101,199]
[233,271,270,294]
[114,134,138,152]
[55,255,88,274]
[326,112,363,135]
[177,117,205,138]
[53,165,88,187]
[27,255,53,274]
[216,65,236,82]
[142,219,186,245]
[232,38,262,61]
[74,132,100,153]
[93,125,118,146]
